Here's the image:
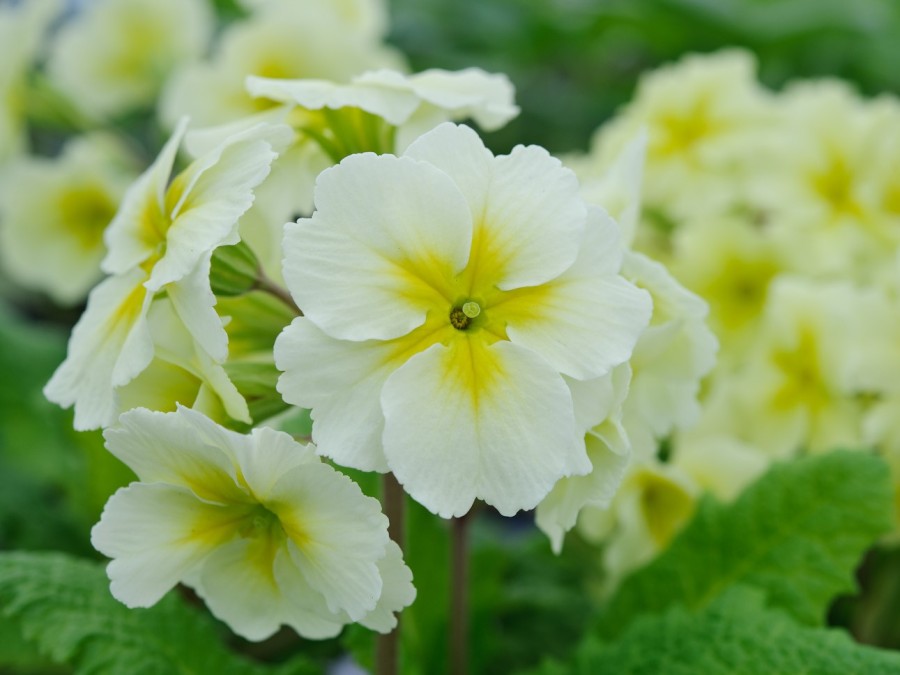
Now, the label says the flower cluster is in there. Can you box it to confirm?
[8,0,715,640]
[567,48,900,579]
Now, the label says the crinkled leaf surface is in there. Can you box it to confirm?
[594,451,894,638]
[0,552,319,675]
[535,587,900,675]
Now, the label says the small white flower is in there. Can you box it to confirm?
[0,133,136,304]
[46,121,290,430]
[47,0,214,119]
[275,123,651,518]
[92,406,414,641]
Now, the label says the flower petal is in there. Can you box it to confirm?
[275,318,395,472]
[91,482,239,607]
[270,464,389,619]
[102,118,187,275]
[381,339,588,517]
[536,434,632,553]
[239,426,319,500]
[165,253,229,363]
[44,268,154,430]
[148,123,292,290]
[404,123,585,291]
[359,540,416,633]
[105,407,247,505]
[284,152,472,341]
[194,537,283,641]
[498,208,652,379]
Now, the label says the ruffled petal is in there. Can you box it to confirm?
[270,464,389,619]
[105,407,247,505]
[275,318,397,472]
[91,483,240,607]
[283,152,472,341]
[44,268,154,430]
[405,123,585,291]
[498,208,652,379]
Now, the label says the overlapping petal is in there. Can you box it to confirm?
[284,153,472,341]
[275,318,397,471]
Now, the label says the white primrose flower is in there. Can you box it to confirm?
[0,133,136,304]
[102,118,293,294]
[275,123,652,518]
[45,121,291,430]
[115,297,250,425]
[47,0,213,120]
[184,66,519,220]
[92,406,414,641]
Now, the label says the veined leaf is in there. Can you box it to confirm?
[0,552,319,675]
[594,451,893,638]
[538,586,900,675]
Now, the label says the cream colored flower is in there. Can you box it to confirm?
[115,297,249,425]
[275,123,651,518]
[706,279,877,457]
[669,213,787,365]
[92,406,414,641]
[588,50,772,222]
[750,80,887,280]
[620,250,718,459]
[0,133,136,304]
[578,458,699,591]
[237,0,390,40]
[0,0,60,162]
[159,1,402,130]
[45,121,290,430]
[47,0,213,119]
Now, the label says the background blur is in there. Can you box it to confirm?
[389,0,900,154]
[3,0,900,671]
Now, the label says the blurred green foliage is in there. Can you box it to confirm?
[389,0,900,154]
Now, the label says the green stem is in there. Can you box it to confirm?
[376,473,406,675]
[255,272,301,316]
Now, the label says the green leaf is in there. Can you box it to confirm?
[0,552,319,675]
[594,451,894,638]
[0,302,133,551]
[540,587,900,675]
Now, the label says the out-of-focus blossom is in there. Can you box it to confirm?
[47,0,213,119]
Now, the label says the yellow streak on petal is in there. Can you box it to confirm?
[56,183,118,250]
[770,327,830,413]
[636,471,696,547]
[107,281,150,337]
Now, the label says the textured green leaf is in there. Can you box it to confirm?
[594,451,893,638]
[538,587,900,675]
[0,552,319,675]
